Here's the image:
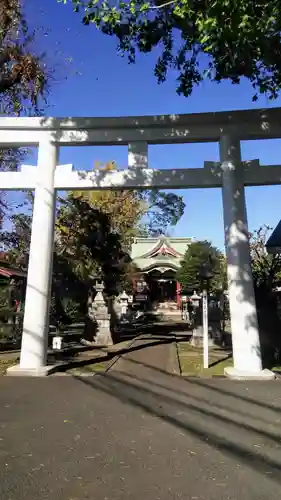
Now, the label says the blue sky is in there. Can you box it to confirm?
[17,0,281,249]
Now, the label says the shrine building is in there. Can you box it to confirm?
[130,236,192,305]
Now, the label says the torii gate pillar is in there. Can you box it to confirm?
[220,135,274,379]
[8,137,58,376]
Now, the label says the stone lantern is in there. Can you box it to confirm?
[190,290,201,308]
[92,281,113,345]
[119,290,129,317]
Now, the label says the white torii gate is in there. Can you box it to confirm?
[1,108,281,379]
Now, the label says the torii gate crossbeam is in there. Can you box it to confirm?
[2,160,281,191]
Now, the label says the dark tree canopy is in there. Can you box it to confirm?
[0,1,51,225]
[0,0,48,115]
[56,196,132,293]
[137,189,185,236]
[62,0,281,100]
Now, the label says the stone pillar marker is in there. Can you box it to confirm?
[92,282,113,346]
[220,134,274,379]
[8,136,58,376]
[190,292,203,346]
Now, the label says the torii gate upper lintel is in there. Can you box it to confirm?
[0,106,281,145]
[1,107,279,380]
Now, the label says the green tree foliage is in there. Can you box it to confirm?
[73,189,144,248]
[177,240,225,293]
[51,252,88,325]
[250,225,281,304]
[76,162,185,237]
[140,190,185,236]
[0,0,48,115]
[1,211,87,324]
[62,0,281,101]
[1,213,31,267]
[56,195,132,294]
[1,178,185,322]
[1,201,129,322]
[0,0,50,225]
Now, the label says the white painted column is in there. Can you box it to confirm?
[18,137,58,373]
[128,142,148,168]
[220,135,271,378]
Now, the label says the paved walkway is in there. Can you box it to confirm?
[1,335,281,499]
[111,333,178,375]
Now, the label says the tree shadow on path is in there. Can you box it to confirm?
[114,353,281,415]
[74,370,281,485]
[54,331,188,372]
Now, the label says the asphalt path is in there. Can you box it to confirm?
[1,334,281,500]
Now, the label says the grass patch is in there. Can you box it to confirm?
[0,357,18,375]
[178,342,233,377]
[67,361,110,375]
[272,365,281,374]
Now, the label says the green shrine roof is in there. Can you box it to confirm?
[131,236,192,272]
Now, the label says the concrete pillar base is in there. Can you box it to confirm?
[224,366,275,380]
[6,364,57,377]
